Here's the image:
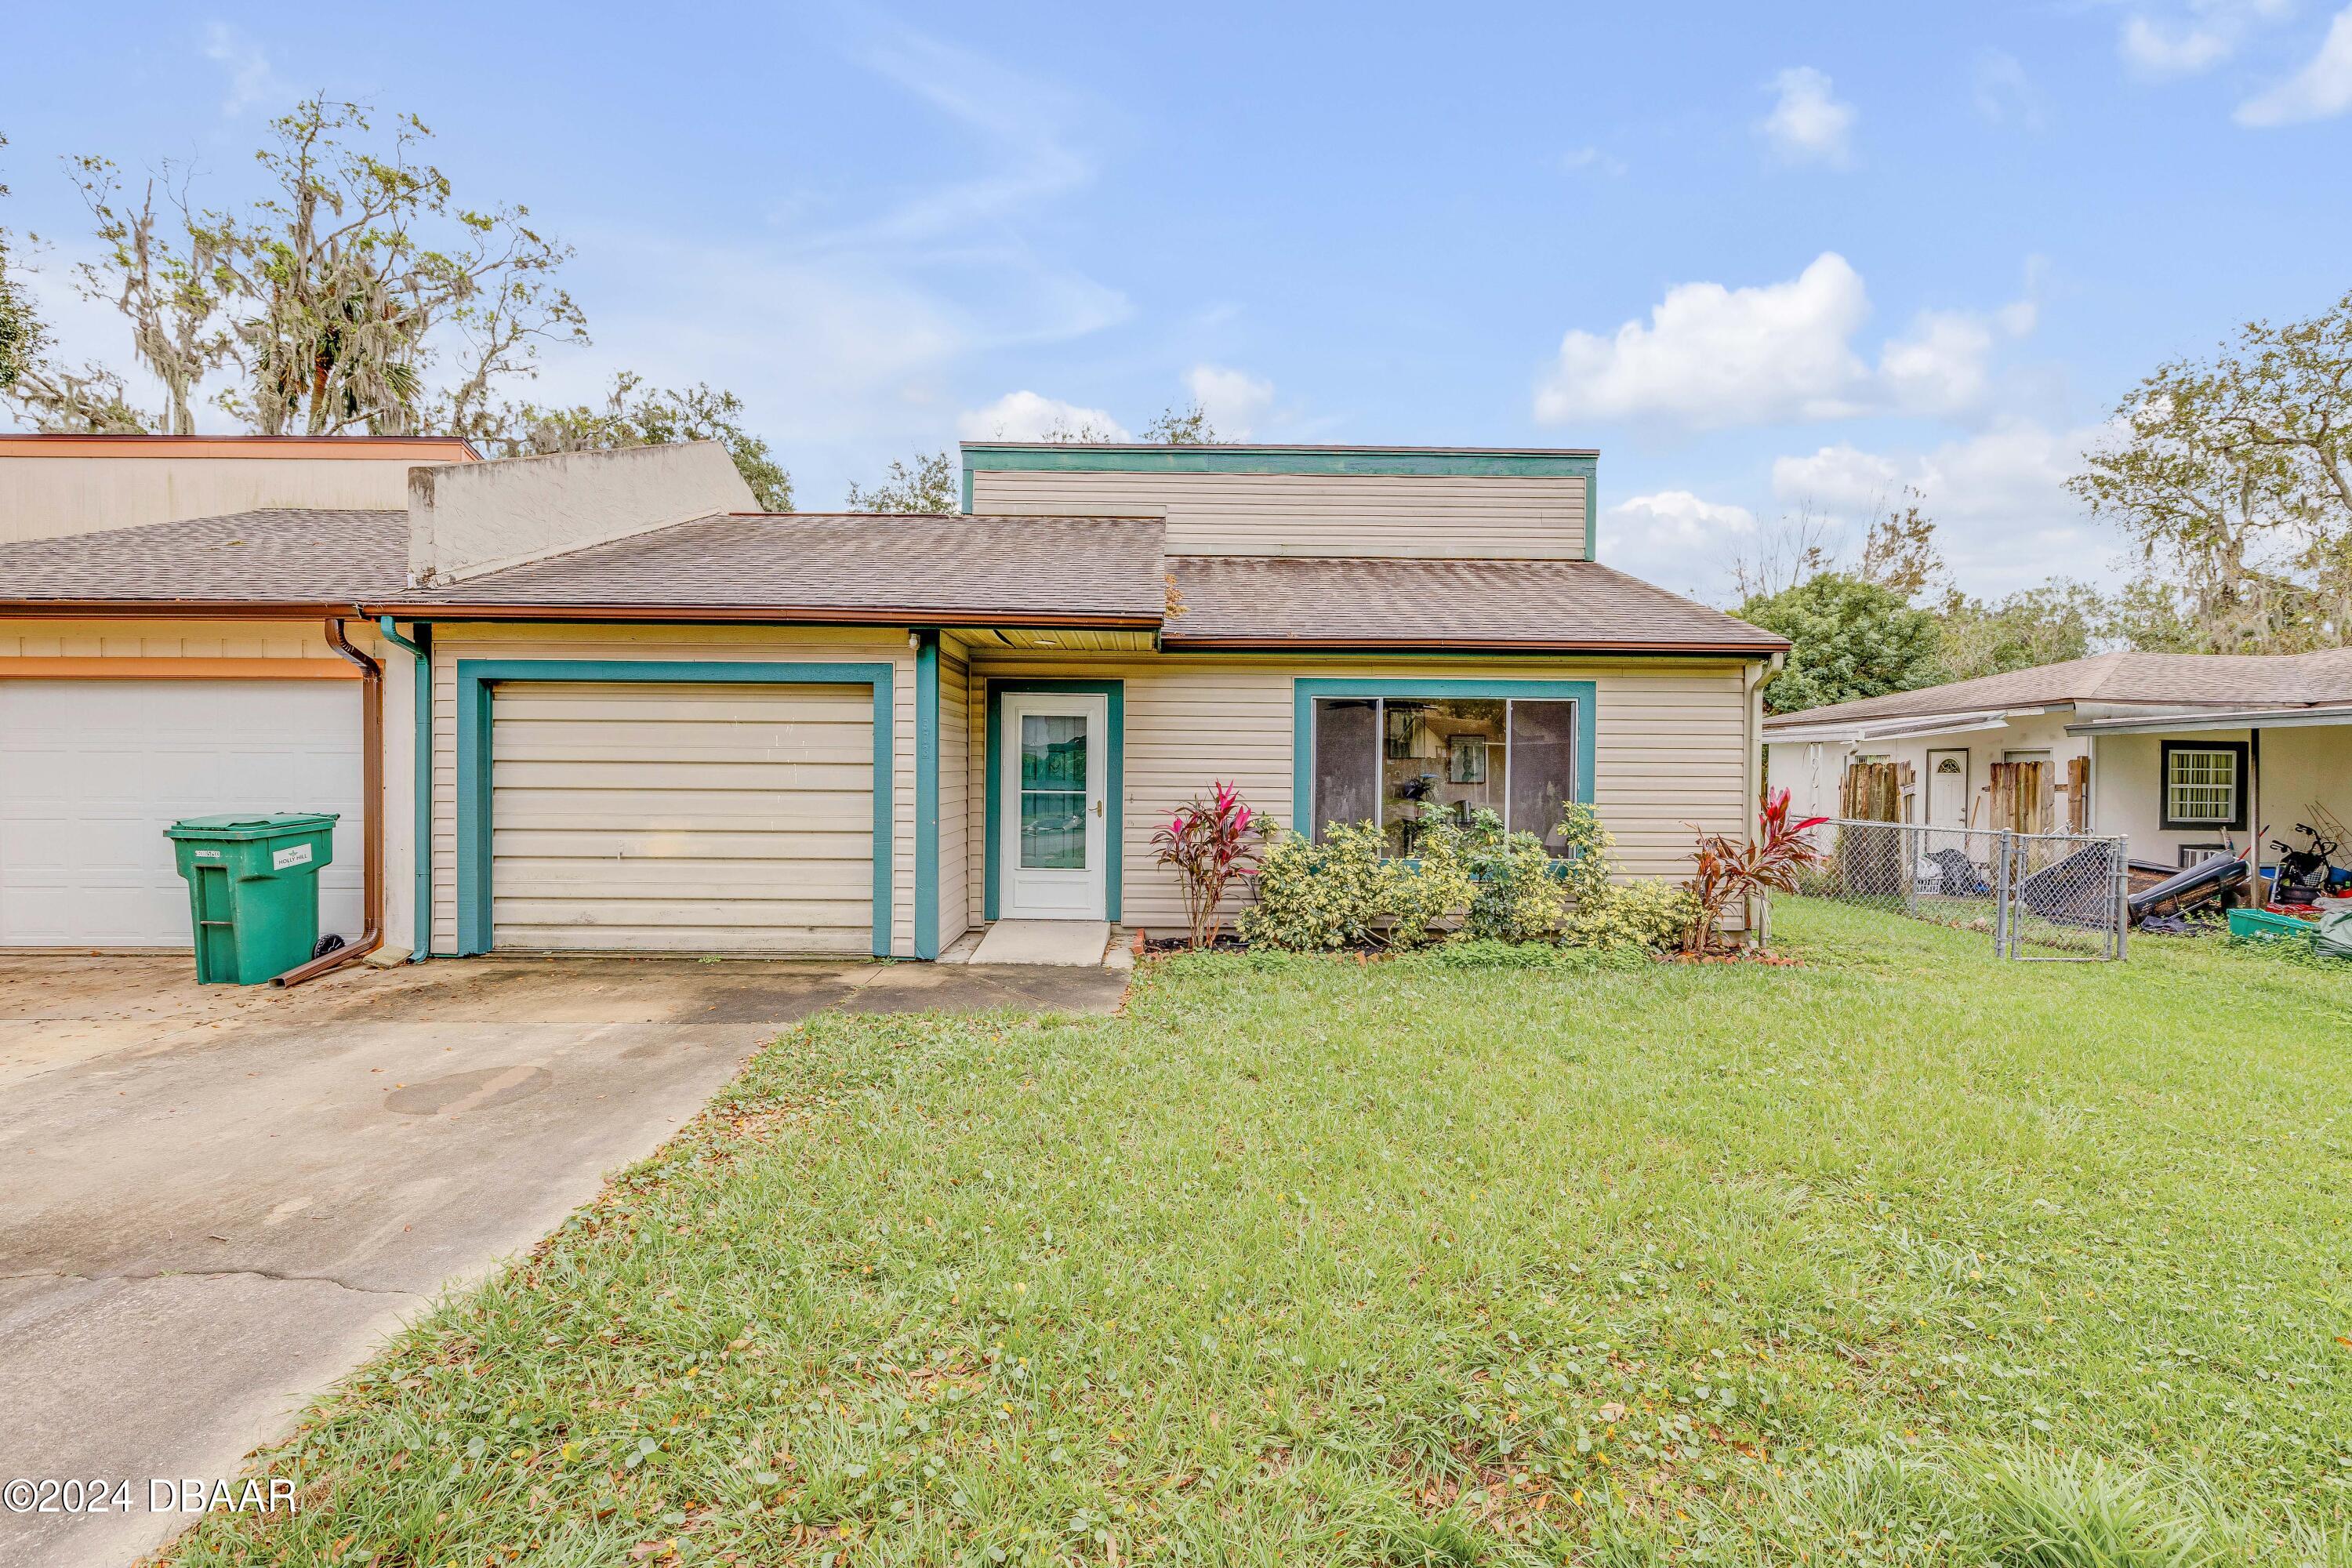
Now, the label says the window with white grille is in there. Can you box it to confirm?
[2163,746,2240,827]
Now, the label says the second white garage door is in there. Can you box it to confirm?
[488,681,876,954]
[0,679,364,949]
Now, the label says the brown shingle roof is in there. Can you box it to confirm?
[0,508,408,606]
[0,506,1791,655]
[1162,556,1788,651]
[388,513,1169,624]
[1765,648,2352,729]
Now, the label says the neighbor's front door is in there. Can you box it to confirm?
[1001,692,1109,920]
[1926,748,1969,829]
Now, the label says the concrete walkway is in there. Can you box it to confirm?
[0,953,1126,1568]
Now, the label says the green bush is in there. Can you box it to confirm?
[1562,877,1698,952]
[1377,811,1477,949]
[1236,822,1386,950]
[1464,820,1567,944]
[1554,801,1698,953]
[1242,803,1693,956]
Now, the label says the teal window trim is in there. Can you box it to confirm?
[982,679,1123,924]
[376,616,432,960]
[454,659,895,957]
[914,633,941,958]
[1290,677,1596,843]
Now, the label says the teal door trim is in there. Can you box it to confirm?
[983,679,1123,924]
[1290,677,1596,842]
[375,616,431,960]
[913,633,941,958]
[454,659,895,957]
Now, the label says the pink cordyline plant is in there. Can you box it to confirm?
[1682,787,1828,954]
[1150,782,1273,949]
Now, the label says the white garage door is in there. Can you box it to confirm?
[0,680,365,948]
[489,681,876,954]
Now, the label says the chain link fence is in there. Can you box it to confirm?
[1790,818,2129,961]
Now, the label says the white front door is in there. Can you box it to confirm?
[1001,692,1109,920]
[1926,749,1969,829]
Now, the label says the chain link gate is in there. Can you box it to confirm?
[1793,818,2129,961]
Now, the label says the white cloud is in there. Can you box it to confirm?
[1535,253,2037,430]
[202,22,280,116]
[2122,16,2238,74]
[1759,67,1857,165]
[1770,423,2118,593]
[956,390,1131,443]
[1560,145,1628,176]
[518,25,1132,506]
[1972,51,2049,129]
[1537,252,1871,427]
[2120,0,2300,78]
[1183,364,1275,438]
[2237,5,2352,122]
[1597,490,1760,596]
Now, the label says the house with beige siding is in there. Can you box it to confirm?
[0,438,1786,971]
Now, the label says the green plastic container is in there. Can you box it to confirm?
[164,813,339,984]
[2224,906,2318,943]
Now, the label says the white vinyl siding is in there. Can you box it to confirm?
[0,678,363,947]
[487,682,873,953]
[428,626,916,958]
[954,648,1748,931]
[0,618,343,660]
[970,470,1588,559]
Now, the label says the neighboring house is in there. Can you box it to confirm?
[0,433,477,543]
[1765,651,2352,870]
[0,434,477,949]
[0,438,1787,965]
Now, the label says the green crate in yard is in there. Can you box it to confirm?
[164,812,339,984]
[2225,906,2318,942]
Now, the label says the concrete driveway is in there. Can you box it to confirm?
[0,953,1125,1568]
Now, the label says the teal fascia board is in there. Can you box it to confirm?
[960,444,1594,479]
[455,659,896,958]
[913,633,941,959]
[376,615,432,960]
[1290,677,1597,842]
[983,679,1123,924]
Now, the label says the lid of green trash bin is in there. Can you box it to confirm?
[164,811,341,841]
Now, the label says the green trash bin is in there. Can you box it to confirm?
[164,813,340,984]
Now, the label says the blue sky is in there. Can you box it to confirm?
[5,2,2350,601]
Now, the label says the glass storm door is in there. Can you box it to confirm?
[1001,692,1109,920]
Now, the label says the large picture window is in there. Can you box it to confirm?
[2160,739,2248,830]
[1311,695,1581,855]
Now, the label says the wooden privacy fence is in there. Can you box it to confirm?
[1836,760,1912,893]
[1840,760,1913,821]
[1840,755,2093,836]
[1986,758,2091,834]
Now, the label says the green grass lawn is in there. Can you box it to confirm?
[166,902,2352,1567]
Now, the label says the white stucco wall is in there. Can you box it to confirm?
[1767,711,2089,829]
[407,442,757,585]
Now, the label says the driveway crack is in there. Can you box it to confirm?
[2,1266,422,1300]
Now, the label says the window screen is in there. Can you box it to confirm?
[1310,699,1378,842]
[1308,693,1580,853]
